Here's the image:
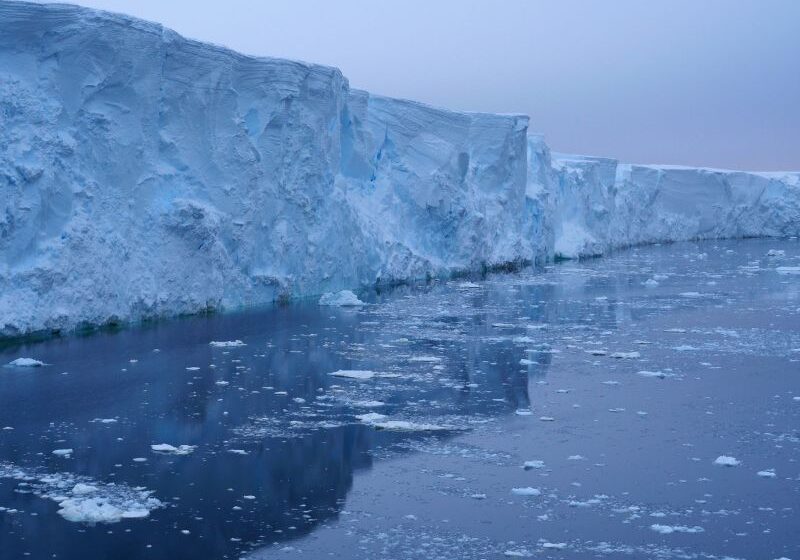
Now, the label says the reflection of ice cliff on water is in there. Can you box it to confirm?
[2,239,800,559]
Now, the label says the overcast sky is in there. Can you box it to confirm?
[62,0,799,170]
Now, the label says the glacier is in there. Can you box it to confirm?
[0,0,798,339]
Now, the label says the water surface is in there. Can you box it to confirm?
[1,239,798,559]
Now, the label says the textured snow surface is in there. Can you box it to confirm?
[0,0,798,338]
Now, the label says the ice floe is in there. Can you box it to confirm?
[650,524,704,534]
[0,462,162,524]
[209,340,246,348]
[328,370,376,380]
[5,358,46,367]
[150,444,196,455]
[713,455,741,467]
[318,290,365,306]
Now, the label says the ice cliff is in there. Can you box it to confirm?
[1,0,798,338]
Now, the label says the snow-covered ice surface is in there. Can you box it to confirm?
[1,238,799,559]
[0,1,798,339]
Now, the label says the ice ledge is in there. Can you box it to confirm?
[0,0,798,340]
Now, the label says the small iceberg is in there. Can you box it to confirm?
[713,455,740,467]
[318,290,365,306]
[209,340,246,348]
[511,487,541,496]
[6,358,46,367]
[150,444,196,456]
[328,370,376,380]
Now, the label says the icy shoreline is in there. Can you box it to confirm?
[0,0,798,340]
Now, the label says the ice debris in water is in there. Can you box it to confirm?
[523,460,545,470]
[713,455,741,467]
[209,340,246,348]
[650,524,705,534]
[328,370,376,380]
[6,358,46,367]
[610,351,640,359]
[356,413,451,432]
[757,469,776,478]
[766,249,785,257]
[511,487,541,496]
[776,266,800,275]
[0,461,163,523]
[52,449,73,457]
[150,444,196,455]
[318,290,365,306]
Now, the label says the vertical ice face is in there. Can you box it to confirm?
[545,155,800,258]
[0,0,798,339]
[0,1,534,337]
[340,91,534,283]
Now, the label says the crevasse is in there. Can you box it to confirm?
[1,0,798,338]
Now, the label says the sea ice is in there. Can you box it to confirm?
[209,340,246,348]
[318,291,365,306]
[511,487,541,496]
[151,444,196,455]
[328,370,376,380]
[6,358,46,367]
[713,455,741,467]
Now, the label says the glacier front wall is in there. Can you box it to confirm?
[0,0,798,338]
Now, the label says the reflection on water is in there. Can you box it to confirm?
[1,238,798,559]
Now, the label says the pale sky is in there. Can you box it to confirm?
[55,0,800,170]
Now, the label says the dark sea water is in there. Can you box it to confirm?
[1,239,798,560]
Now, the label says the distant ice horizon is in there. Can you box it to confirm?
[29,0,800,171]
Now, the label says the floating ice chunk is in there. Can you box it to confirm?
[757,469,776,478]
[650,524,704,534]
[357,414,451,431]
[90,418,118,424]
[713,455,741,467]
[511,487,541,496]
[71,483,98,495]
[766,249,785,257]
[567,455,585,460]
[541,542,566,549]
[0,461,162,524]
[318,290,365,306]
[328,370,375,380]
[523,460,545,470]
[215,380,229,386]
[519,358,535,365]
[457,282,481,289]
[355,413,387,423]
[610,351,640,359]
[409,356,442,363]
[352,400,386,408]
[150,444,196,456]
[52,449,73,457]
[637,370,670,379]
[209,340,246,348]
[6,358,46,367]
[504,550,532,558]
[679,292,703,298]
[470,493,486,499]
[515,409,533,416]
[586,349,607,356]
[227,449,248,455]
[776,266,800,275]
[185,366,200,371]
[539,416,555,422]
[373,420,450,431]
[642,278,659,287]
